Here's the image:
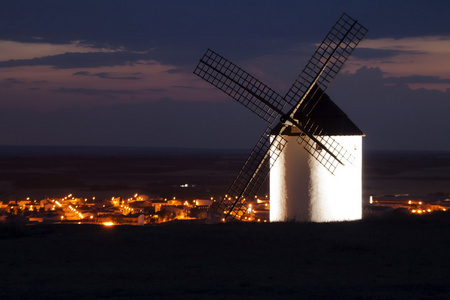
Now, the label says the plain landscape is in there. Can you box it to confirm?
[1,147,450,299]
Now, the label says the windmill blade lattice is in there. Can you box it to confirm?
[218,125,287,220]
[296,115,355,174]
[194,49,352,170]
[285,13,368,116]
[194,49,286,125]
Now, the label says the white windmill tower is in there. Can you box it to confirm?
[194,13,368,222]
[270,85,364,222]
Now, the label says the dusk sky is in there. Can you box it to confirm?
[1,0,449,151]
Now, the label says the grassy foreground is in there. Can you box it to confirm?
[1,215,449,300]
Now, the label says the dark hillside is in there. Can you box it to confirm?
[1,215,450,299]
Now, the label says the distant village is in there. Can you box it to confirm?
[1,192,449,225]
[365,194,450,218]
[0,193,271,225]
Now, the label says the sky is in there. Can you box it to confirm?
[0,0,449,151]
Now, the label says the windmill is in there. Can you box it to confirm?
[193,13,368,222]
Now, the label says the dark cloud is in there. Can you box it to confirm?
[31,80,48,84]
[1,78,48,89]
[1,78,26,88]
[51,87,137,96]
[73,71,143,80]
[92,72,143,80]
[331,67,450,151]
[385,75,450,85]
[144,88,166,93]
[166,69,183,74]
[0,51,154,69]
[3,78,25,84]
[172,85,196,90]
[73,71,90,76]
[353,48,422,60]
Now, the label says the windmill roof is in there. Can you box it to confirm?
[273,85,364,136]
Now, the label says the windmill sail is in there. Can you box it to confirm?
[285,13,368,116]
[217,125,287,220]
[194,49,286,124]
[194,50,352,170]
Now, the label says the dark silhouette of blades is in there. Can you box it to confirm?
[285,13,368,115]
[293,84,357,171]
[193,48,355,170]
[296,115,355,174]
[283,13,367,168]
[194,49,286,125]
[217,125,287,221]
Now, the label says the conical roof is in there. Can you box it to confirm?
[273,85,364,136]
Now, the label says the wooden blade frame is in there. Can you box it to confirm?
[194,48,285,125]
[285,13,368,116]
[217,126,287,220]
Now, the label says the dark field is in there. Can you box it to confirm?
[0,147,450,299]
[1,147,449,201]
[1,216,450,299]
[0,147,248,201]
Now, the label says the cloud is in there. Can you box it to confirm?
[352,48,421,60]
[166,68,183,74]
[73,71,90,76]
[73,71,143,80]
[31,80,48,84]
[0,40,115,61]
[331,67,450,151]
[1,77,47,88]
[92,72,143,80]
[0,51,155,69]
[344,36,450,91]
[51,87,137,96]
[385,75,450,85]
[3,78,25,85]
[144,88,166,93]
[360,37,450,54]
[172,85,196,90]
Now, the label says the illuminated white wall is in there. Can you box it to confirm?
[270,135,362,222]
